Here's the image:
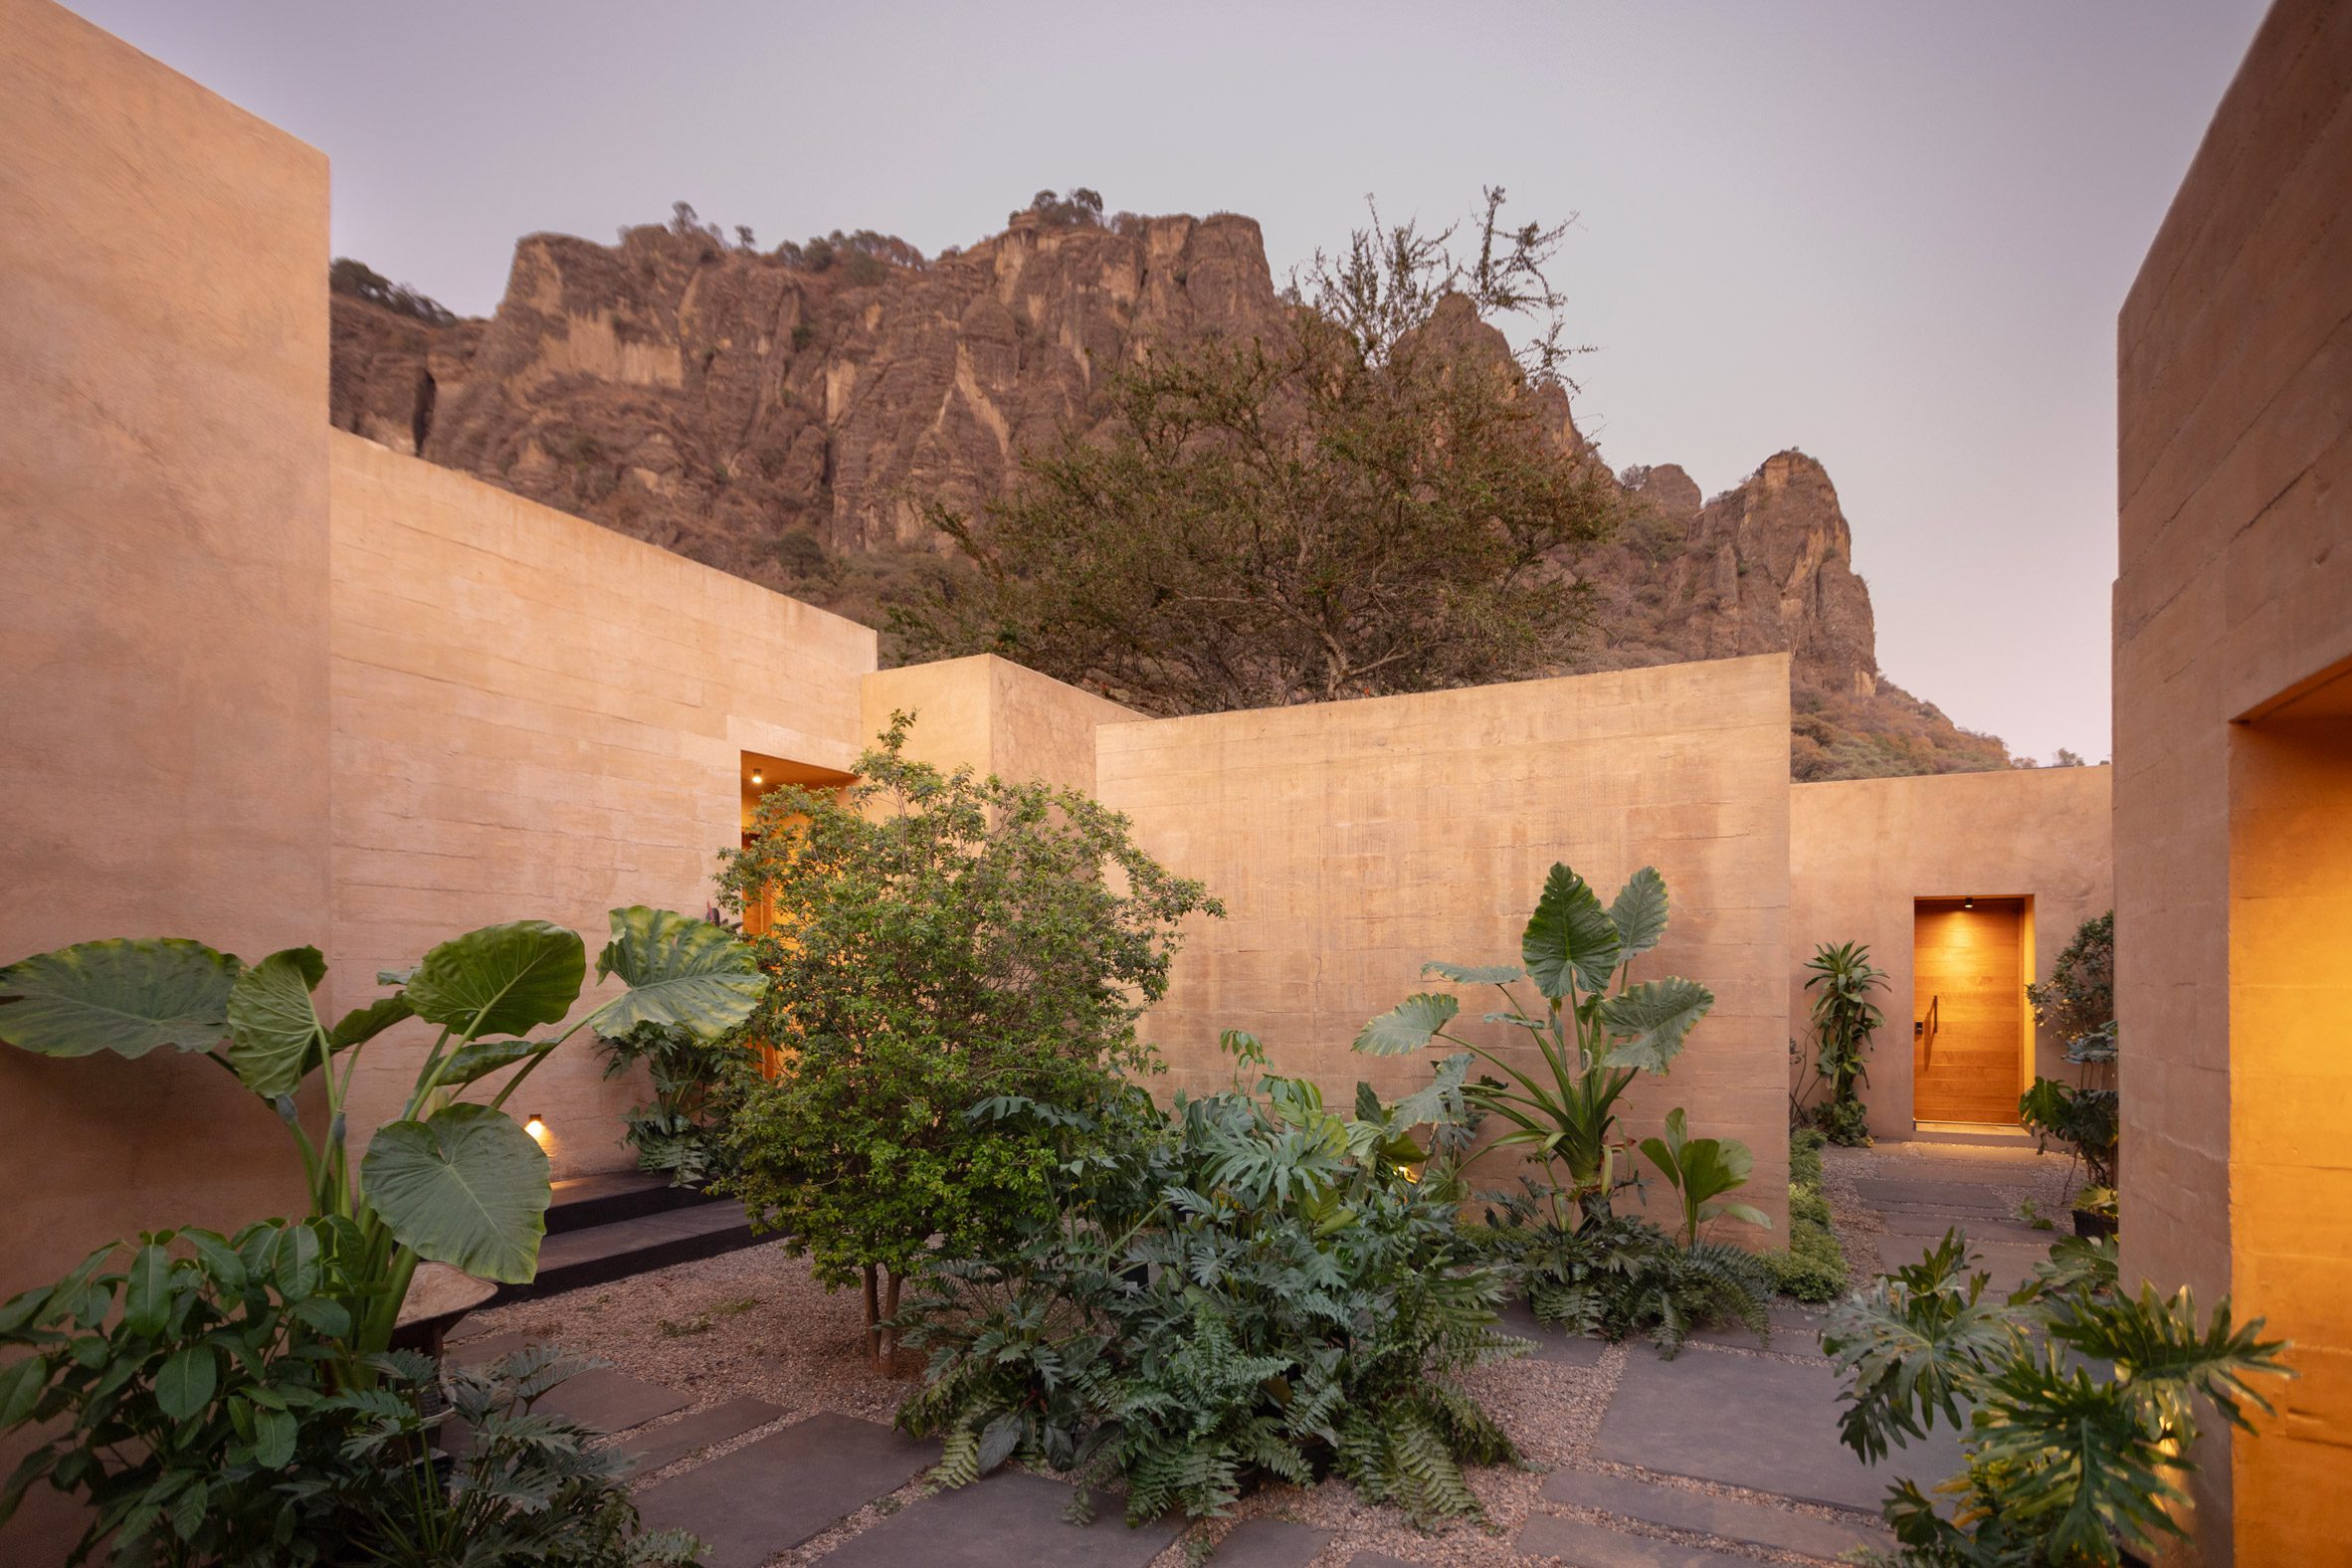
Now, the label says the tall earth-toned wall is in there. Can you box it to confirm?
[1787,769,2113,1139]
[326,431,878,1168]
[0,0,333,1298]
[1096,655,1795,1235]
[2114,0,2352,1558]
[860,654,1142,793]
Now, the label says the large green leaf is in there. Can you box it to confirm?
[1422,961,1524,986]
[360,1103,549,1283]
[1520,864,1621,999]
[585,906,765,1040]
[1385,1051,1472,1129]
[153,1346,216,1422]
[327,993,414,1053]
[438,1036,555,1087]
[122,1243,173,1337]
[224,947,327,1097]
[1353,993,1460,1057]
[406,922,585,1039]
[0,938,240,1059]
[1597,977,1714,1074]
[1608,867,1670,962]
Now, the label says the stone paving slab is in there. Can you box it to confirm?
[612,1395,783,1475]
[536,1367,691,1435]
[1851,1176,2020,1210]
[1969,1244,2057,1292]
[1517,1513,1756,1565]
[1210,1516,1332,1565]
[1347,1556,1418,1568]
[1865,1155,2052,1186]
[1682,1304,1827,1355]
[1542,1467,1888,1558]
[635,1412,936,1568]
[821,1469,1183,1568]
[444,1365,687,1457]
[1875,1210,2052,1248]
[1498,1299,1609,1365]
[1595,1343,1962,1512]
[447,1327,554,1366]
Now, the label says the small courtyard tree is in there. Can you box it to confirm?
[715,714,1220,1369]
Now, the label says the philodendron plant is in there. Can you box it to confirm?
[0,906,763,1356]
[1355,862,1716,1223]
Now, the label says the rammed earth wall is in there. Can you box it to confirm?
[1787,769,2113,1140]
[2114,0,2352,1557]
[1094,656,1796,1239]
[324,432,878,1174]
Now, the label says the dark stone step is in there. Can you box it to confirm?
[493,1198,765,1303]
[545,1170,719,1235]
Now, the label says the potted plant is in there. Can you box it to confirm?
[2024,912,2119,1236]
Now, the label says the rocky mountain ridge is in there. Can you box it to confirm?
[330,208,2008,780]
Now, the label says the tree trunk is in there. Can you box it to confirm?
[862,1264,882,1364]
[879,1269,903,1373]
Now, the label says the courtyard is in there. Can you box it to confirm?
[3,1,2350,1565]
[440,1142,2059,1568]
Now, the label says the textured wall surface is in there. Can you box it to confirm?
[327,432,878,1172]
[0,6,335,1553]
[859,654,1140,792]
[2114,0,2352,1557]
[1787,768,2112,1139]
[1096,655,1794,1234]
[0,0,331,1299]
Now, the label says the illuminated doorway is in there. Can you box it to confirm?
[737,751,857,939]
[1913,896,2033,1125]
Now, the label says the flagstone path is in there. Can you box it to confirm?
[446,1141,2057,1566]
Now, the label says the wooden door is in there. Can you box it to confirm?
[1912,898,2025,1124]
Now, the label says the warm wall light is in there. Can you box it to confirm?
[523,1114,548,1142]
[1963,895,1975,909]
[750,768,763,785]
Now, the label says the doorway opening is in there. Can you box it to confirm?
[1912,895,2033,1126]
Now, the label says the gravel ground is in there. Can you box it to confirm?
[456,1221,1909,1568]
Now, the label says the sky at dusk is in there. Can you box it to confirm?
[71,0,2270,762]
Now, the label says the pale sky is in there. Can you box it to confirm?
[72,0,2269,763]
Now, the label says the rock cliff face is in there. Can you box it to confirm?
[1588,456,2007,778]
[331,209,2006,779]
[335,212,1284,574]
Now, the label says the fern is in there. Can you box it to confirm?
[891,1048,1519,1527]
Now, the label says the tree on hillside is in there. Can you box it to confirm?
[894,189,1623,714]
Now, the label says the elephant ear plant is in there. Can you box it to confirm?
[0,906,762,1356]
[1354,861,1716,1222]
